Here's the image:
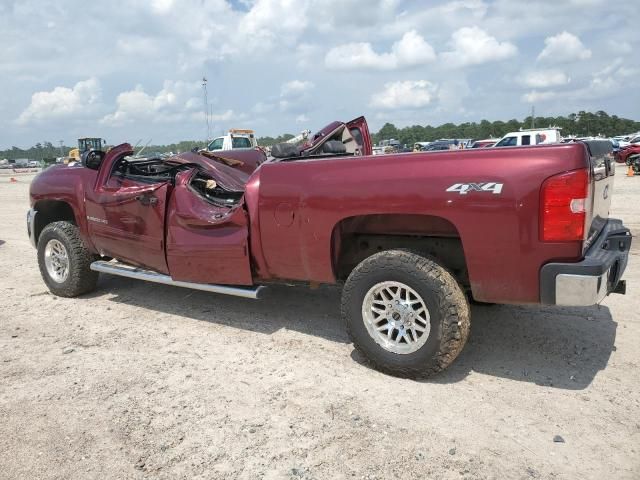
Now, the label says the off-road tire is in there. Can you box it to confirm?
[37,221,99,297]
[341,250,470,378]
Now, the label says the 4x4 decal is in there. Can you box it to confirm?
[446,182,504,195]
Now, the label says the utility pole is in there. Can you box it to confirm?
[59,140,64,158]
[202,77,210,143]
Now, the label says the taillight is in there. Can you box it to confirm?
[540,168,589,242]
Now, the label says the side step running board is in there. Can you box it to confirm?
[90,260,265,299]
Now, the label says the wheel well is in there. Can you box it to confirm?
[34,200,76,244]
[332,214,468,286]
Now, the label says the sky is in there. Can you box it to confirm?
[1,0,638,148]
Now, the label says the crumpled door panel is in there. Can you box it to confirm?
[165,170,253,286]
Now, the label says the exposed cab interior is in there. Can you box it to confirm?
[189,171,244,207]
[271,122,362,160]
[110,155,244,207]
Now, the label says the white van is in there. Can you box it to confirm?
[494,128,561,147]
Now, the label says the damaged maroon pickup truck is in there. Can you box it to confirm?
[28,116,631,378]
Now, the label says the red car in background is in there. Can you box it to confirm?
[615,143,640,164]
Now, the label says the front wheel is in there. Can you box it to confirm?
[341,250,470,378]
[37,221,99,297]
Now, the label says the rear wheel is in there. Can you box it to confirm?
[341,250,470,378]
[37,221,99,297]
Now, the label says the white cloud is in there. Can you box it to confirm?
[521,59,640,105]
[280,80,314,97]
[222,0,310,55]
[252,102,275,114]
[522,90,559,104]
[101,87,153,126]
[441,26,517,67]
[116,36,161,56]
[151,0,175,14]
[391,30,437,67]
[101,80,200,126]
[537,31,591,63]
[370,80,437,110]
[296,114,310,123]
[279,79,315,114]
[325,30,435,70]
[17,78,101,125]
[2,0,639,147]
[209,109,236,122]
[522,70,570,88]
[295,43,322,68]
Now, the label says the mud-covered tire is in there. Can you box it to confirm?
[37,221,99,297]
[341,250,470,378]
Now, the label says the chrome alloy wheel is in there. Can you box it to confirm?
[44,239,69,283]
[361,281,431,354]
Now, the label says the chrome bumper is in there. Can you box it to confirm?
[540,218,631,306]
[27,208,37,248]
[554,272,609,306]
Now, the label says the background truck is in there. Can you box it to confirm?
[494,127,562,147]
[206,129,258,152]
[27,116,631,378]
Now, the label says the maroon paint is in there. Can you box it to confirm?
[84,144,171,273]
[199,148,266,175]
[346,116,373,155]
[251,144,588,303]
[165,169,253,285]
[30,120,598,304]
[30,164,94,249]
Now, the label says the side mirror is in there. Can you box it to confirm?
[81,149,105,170]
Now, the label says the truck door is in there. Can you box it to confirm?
[85,147,171,274]
[165,169,253,286]
[346,116,373,155]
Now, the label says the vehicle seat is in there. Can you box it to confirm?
[322,140,347,154]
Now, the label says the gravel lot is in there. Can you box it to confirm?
[1,169,639,479]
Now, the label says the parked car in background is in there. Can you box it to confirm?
[610,138,622,156]
[494,128,562,147]
[616,143,640,164]
[470,139,498,148]
[425,139,459,151]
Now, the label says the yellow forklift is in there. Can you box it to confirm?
[66,138,106,163]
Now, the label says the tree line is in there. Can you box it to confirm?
[2,110,639,160]
[372,110,640,147]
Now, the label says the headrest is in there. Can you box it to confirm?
[271,143,300,158]
[322,140,346,154]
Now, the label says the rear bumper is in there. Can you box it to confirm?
[540,218,632,306]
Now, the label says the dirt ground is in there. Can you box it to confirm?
[0,169,639,480]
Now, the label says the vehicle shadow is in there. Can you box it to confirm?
[93,276,616,390]
[353,302,617,390]
[91,275,349,344]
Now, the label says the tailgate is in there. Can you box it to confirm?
[583,140,615,251]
